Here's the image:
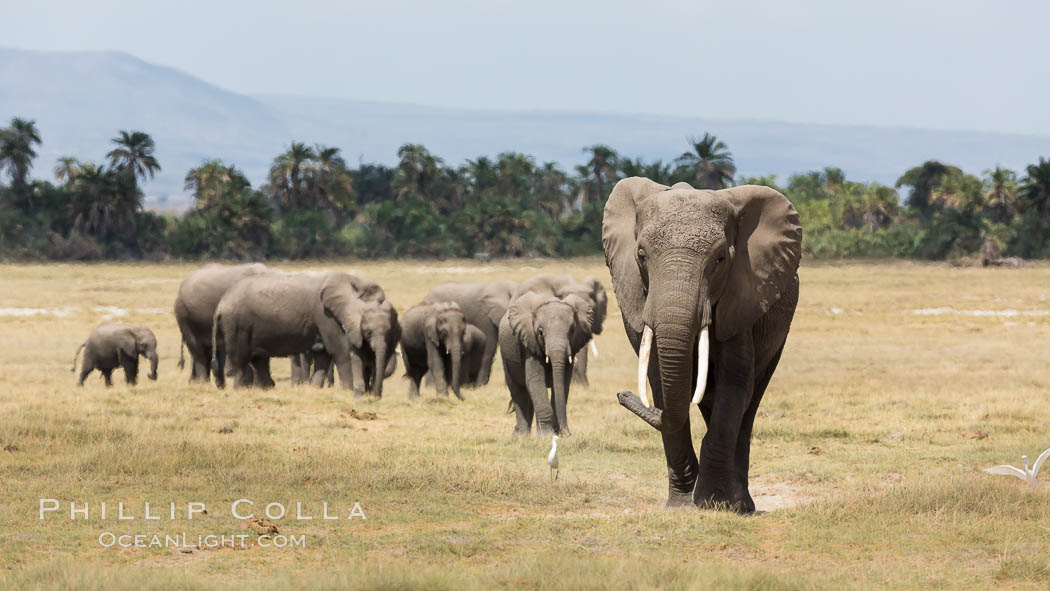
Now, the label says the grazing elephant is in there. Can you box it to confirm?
[602,177,802,513]
[512,274,607,385]
[174,263,269,384]
[400,302,486,399]
[72,323,159,386]
[213,271,399,396]
[423,280,517,386]
[499,292,593,436]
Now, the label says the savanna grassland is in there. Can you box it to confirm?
[1,258,1049,590]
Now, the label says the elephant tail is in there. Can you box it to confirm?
[211,311,222,375]
[71,342,85,373]
[177,339,186,370]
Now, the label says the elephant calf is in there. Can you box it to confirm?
[400,302,486,399]
[499,293,593,436]
[72,323,159,386]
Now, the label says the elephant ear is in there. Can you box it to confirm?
[349,275,386,303]
[507,292,544,356]
[562,294,593,352]
[601,177,670,337]
[424,304,443,346]
[715,185,803,341]
[117,328,139,359]
[582,276,608,334]
[382,300,401,347]
[321,273,365,347]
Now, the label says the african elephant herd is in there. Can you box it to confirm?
[68,179,802,513]
[74,260,609,437]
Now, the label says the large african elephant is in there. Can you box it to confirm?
[423,280,517,386]
[72,323,159,386]
[400,302,486,399]
[212,271,400,396]
[602,177,802,513]
[512,274,607,385]
[499,292,593,436]
[174,263,269,384]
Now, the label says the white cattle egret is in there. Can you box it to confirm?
[983,447,1050,488]
[547,434,559,481]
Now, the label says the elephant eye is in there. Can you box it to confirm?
[715,254,726,265]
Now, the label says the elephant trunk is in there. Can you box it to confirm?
[147,349,159,380]
[619,273,705,435]
[371,340,387,397]
[449,340,464,400]
[549,344,571,435]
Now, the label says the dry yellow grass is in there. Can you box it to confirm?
[1,258,1049,589]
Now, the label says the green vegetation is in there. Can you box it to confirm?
[2,116,1049,262]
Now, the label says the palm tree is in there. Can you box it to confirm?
[185,160,250,211]
[675,133,736,189]
[393,143,443,200]
[895,161,962,218]
[537,161,569,217]
[106,130,161,189]
[619,157,672,185]
[53,156,82,187]
[1019,157,1050,214]
[311,145,355,224]
[982,166,1018,223]
[266,142,316,210]
[0,117,42,188]
[579,145,619,207]
[71,165,141,237]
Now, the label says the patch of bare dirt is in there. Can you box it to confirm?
[750,479,807,512]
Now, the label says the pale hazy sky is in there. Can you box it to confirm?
[4,0,1049,135]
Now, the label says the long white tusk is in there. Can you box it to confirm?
[590,340,599,357]
[637,326,653,408]
[691,327,709,405]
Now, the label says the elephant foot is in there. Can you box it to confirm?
[665,489,695,509]
[693,476,754,514]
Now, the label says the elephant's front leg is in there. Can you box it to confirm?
[572,347,589,386]
[475,322,499,386]
[349,351,367,397]
[121,355,139,385]
[693,332,755,513]
[425,339,448,396]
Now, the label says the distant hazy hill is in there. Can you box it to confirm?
[2,47,1048,210]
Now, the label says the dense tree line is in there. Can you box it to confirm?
[2,116,1049,262]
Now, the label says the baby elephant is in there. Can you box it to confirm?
[499,293,593,436]
[72,323,159,386]
[400,302,486,399]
